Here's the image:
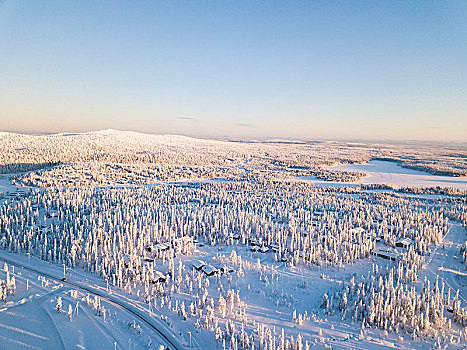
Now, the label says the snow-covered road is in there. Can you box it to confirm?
[0,252,186,350]
[419,222,467,304]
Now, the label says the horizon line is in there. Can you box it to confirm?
[1,128,466,147]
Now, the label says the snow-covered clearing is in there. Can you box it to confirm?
[0,174,17,195]
[299,160,467,190]
[418,223,467,303]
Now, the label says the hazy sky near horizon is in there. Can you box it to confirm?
[0,1,466,141]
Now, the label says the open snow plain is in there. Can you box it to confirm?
[0,130,466,349]
[300,160,467,190]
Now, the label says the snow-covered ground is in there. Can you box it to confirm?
[299,160,467,190]
[0,131,466,350]
[0,174,17,195]
[1,213,465,349]
[0,251,182,350]
[418,223,467,304]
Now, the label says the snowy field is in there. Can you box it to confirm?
[0,131,466,350]
[326,160,467,190]
[0,175,17,195]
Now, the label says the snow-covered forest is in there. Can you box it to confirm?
[0,130,466,349]
[1,131,466,184]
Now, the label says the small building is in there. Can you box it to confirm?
[395,238,413,249]
[230,233,241,240]
[152,270,166,283]
[371,249,401,261]
[220,266,234,274]
[270,244,279,253]
[201,265,218,276]
[153,242,170,252]
[249,239,259,247]
[192,260,206,271]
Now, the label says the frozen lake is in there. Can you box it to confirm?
[300,160,467,190]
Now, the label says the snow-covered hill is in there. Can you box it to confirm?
[1,130,466,188]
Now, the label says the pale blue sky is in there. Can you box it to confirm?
[0,1,466,141]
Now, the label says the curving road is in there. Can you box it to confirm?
[0,255,186,350]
